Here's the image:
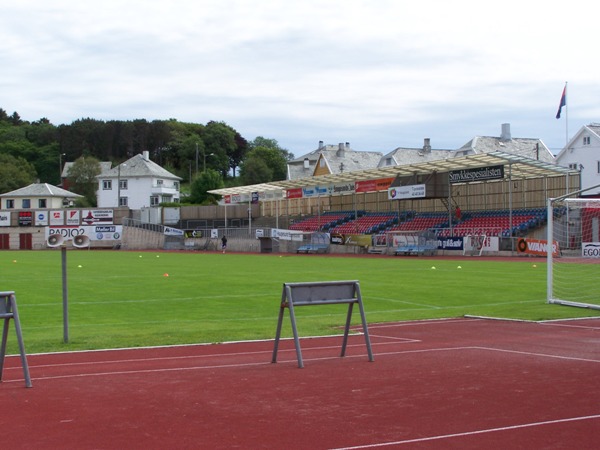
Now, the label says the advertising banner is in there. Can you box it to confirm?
[449,165,504,184]
[49,210,64,226]
[331,182,355,195]
[582,242,600,258]
[437,237,464,250]
[47,225,123,242]
[35,211,48,226]
[271,229,303,241]
[302,186,329,198]
[517,238,560,257]
[388,184,426,200]
[164,226,184,236]
[344,234,372,246]
[0,211,10,227]
[286,188,303,199]
[355,177,394,193]
[82,209,114,225]
[18,211,32,226]
[66,210,80,225]
[330,234,344,245]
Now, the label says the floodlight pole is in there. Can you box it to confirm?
[117,164,121,208]
[59,152,66,185]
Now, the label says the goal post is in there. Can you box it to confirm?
[547,187,600,310]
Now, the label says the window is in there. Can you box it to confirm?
[568,163,578,170]
[119,179,128,190]
[597,161,600,174]
[156,179,163,186]
[103,180,112,190]
[385,158,393,166]
[174,181,179,190]
[583,136,591,145]
[38,199,47,208]
[6,199,14,209]
[119,197,128,207]
[150,195,160,206]
[22,199,31,209]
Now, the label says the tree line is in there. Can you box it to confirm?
[0,108,294,205]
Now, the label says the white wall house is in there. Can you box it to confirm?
[555,123,600,196]
[96,151,182,209]
[0,183,83,210]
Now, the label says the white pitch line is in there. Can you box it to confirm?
[329,414,600,449]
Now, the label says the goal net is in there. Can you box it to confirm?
[463,234,486,256]
[547,197,600,310]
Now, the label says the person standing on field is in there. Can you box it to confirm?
[221,235,227,253]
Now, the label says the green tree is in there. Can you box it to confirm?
[189,169,224,204]
[66,156,102,206]
[0,153,37,193]
[249,136,294,161]
[239,155,273,185]
[203,121,238,178]
[239,145,288,184]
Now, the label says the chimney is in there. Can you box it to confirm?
[337,142,345,157]
[143,150,150,160]
[423,138,431,153]
[345,142,350,149]
[318,140,324,149]
[500,123,511,141]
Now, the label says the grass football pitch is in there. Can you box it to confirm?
[2,250,599,354]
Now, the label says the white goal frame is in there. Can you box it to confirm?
[463,234,486,256]
[547,184,600,310]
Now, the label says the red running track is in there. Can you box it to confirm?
[1,317,599,449]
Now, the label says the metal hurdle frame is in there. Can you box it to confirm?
[0,291,32,388]
[272,280,374,368]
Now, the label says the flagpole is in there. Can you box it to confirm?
[565,81,568,146]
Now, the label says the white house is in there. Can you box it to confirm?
[96,151,182,209]
[0,183,83,210]
[555,123,600,197]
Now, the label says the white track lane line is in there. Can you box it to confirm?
[329,414,600,449]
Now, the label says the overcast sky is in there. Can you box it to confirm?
[1,1,598,157]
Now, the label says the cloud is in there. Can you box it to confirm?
[1,0,598,156]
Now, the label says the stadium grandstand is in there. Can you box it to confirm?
[206,151,579,255]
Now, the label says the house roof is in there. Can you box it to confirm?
[288,143,382,180]
[62,161,113,178]
[457,136,555,162]
[588,123,600,137]
[0,183,83,198]
[380,147,454,167]
[97,153,182,180]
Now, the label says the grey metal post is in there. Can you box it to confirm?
[62,246,69,343]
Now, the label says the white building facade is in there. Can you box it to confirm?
[555,123,600,196]
[96,151,182,209]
